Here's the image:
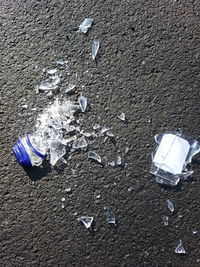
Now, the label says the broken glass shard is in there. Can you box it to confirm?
[50,140,66,166]
[47,69,57,75]
[56,60,69,69]
[106,132,114,137]
[118,112,126,121]
[78,95,87,112]
[88,151,101,163]
[92,40,100,60]
[151,132,200,186]
[72,136,87,149]
[65,188,72,193]
[175,240,186,254]
[116,156,122,165]
[193,230,198,235]
[51,77,60,86]
[162,216,169,226]
[78,216,93,229]
[82,132,92,138]
[61,197,65,202]
[167,200,174,213]
[65,84,76,94]
[61,203,65,209]
[38,81,58,91]
[125,147,130,153]
[106,210,117,226]
[21,104,28,109]
[128,186,133,192]
[93,124,100,130]
[79,18,94,33]
[100,127,109,134]
[108,161,115,167]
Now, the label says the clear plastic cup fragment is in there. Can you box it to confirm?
[150,131,200,186]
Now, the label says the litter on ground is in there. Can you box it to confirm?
[88,151,102,163]
[118,112,126,121]
[167,200,174,213]
[78,216,94,229]
[79,18,94,33]
[150,131,200,186]
[175,240,186,254]
[106,210,117,226]
[92,40,100,60]
[162,216,169,226]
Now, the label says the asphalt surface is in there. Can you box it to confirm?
[1,0,200,266]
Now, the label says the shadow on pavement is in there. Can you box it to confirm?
[24,161,52,181]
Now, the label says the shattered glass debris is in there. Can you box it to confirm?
[162,216,169,226]
[92,40,100,60]
[56,60,69,69]
[38,81,58,91]
[21,104,28,109]
[108,161,115,167]
[193,230,198,235]
[100,127,109,134]
[128,186,133,192]
[78,216,93,229]
[118,112,126,121]
[106,132,114,137]
[125,147,130,154]
[65,84,76,94]
[65,188,72,193]
[79,18,94,33]
[106,210,117,226]
[47,69,57,75]
[116,156,122,166]
[50,140,66,166]
[167,200,174,213]
[78,95,87,112]
[88,151,101,163]
[151,132,200,186]
[175,240,186,254]
[13,98,81,167]
[93,124,100,130]
[72,136,87,149]
[61,197,65,202]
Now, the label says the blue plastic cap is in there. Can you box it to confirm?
[13,139,32,167]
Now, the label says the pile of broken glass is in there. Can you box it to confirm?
[151,131,200,186]
[29,98,85,166]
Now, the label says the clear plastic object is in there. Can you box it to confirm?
[151,132,200,186]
